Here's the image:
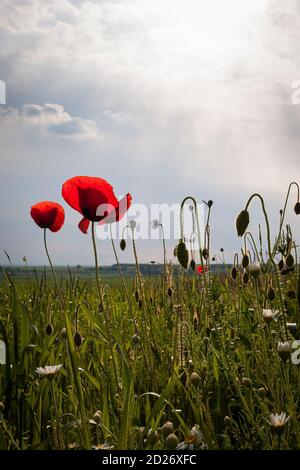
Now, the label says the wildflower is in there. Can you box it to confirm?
[262,309,278,324]
[277,342,291,361]
[197,265,208,275]
[30,201,65,232]
[62,176,131,234]
[269,412,290,434]
[35,364,62,380]
[151,219,160,229]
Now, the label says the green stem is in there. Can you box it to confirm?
[43,229,64,306]
[244,194,288,339]
[91,222,119,387]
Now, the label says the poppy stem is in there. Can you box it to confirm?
[91,222,119,388]
[43,228,64,306]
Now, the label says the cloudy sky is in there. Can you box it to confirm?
[0,0,300,266]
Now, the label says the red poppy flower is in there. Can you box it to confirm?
[197,265,208,275]
[62,176,132,234]
[30,201,65,232]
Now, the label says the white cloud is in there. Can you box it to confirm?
[0,103,99,138]
[0,0,300,263]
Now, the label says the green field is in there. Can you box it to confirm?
[1,189,300,450]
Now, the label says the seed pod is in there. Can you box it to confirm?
[242,253,249,269]
[45,323,54,336]
[138,299,143,309]
[285,253,294,268]
[190,259,196,271]
[267,286,276,301]
[120,239,126,251]
[294,202,300,215]
[165,433,179,450]
[177,240,189,269]
[230,266,237,280]
[74,332,83,347]
[135,291,139,302]
[236,210,250,237]
[278,259,284,271]
[242,271,249,285]
[167,287,173,297]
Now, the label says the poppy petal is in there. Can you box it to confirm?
[78,217,90,234]
[99,193,132,225]
[62,176,118,221]
[30,201,65,232]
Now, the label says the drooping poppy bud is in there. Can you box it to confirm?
[294,202,300,215]
[74,332,83,347]
[120,239,126,251]
[267,286,276,301]
[285,254,294,268]
[236,210,249,237]
[177,240,189,269]
[230,266,237,280]
[45,323,54,336]
[190,259,196,271]
[167,287,173,297]
[241,253,249,269]
[242,271,249,285]
[278,259,284,271]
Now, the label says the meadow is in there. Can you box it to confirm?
[0,180,300,450]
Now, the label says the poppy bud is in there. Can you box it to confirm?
[45,323,54,336]
[230,266,237,280]
[285,254,294,268]
[131,334,140,346]
[74,332,83,347]
[248,263,261,279]
[99,302,104,313]
[241,377,252,388]
[138,299,143,309]
[267,286,276,301]
[242,254,249,269]
[207,200,213,208]
[150,296,153,304]
[165,433,179,450]
[177,240,189,269]
[160,421,174,438]
[167,287,173,297]
[120,239,126,251]
[202,248,209,260]
[277,342,291,361]
[135,291,139,302]
[236,210,249,237]
[189,371,201,386]
[190,259,196,271]
[93,410,102,424]
[294,202,300,215]
[242,271,249,285]
[278,259,284,271]
[147,429,158,445]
